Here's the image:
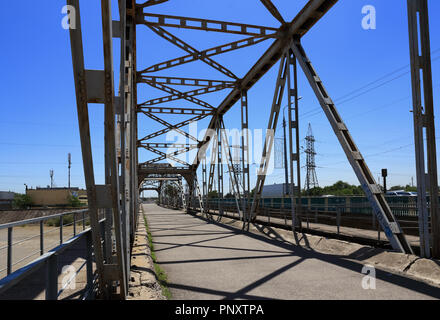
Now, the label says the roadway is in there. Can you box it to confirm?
[143,204,440,300]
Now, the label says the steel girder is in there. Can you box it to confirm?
[407,0,440,258]
[67,0,141,299]
[192,0,339,168]
[68,0,440,298]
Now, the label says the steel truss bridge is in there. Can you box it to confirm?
[65,0,439,299]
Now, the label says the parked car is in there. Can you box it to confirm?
[386,190,417,196]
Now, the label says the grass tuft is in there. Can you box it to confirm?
[143,214,172,299]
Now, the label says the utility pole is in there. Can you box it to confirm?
[50,169,54,189]
[68,153,71,190]
[382,169,387,193]
[304,123,319,193]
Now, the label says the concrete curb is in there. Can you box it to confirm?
[127,212,166,300]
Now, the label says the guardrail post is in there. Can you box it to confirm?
[40,221,44,256]
[60,216,63,245]
[315,208,318,223]
[306,211,310,229]
[46,254,58,300]
[336,209,341,235]
[268,208,271,224]
[82,211,86,230]
[7,227,12,275]
[73,212,77,236]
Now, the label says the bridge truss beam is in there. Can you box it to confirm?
[67,0,440,299]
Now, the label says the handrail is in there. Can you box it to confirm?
[0,209,88,230]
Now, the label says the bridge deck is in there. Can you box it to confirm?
[143,204,439,300]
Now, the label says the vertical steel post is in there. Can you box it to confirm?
[249,55,287,224]
[241,91,250,224]
[407,0,439,258]
[202,160,207,213]
[46,254,58,300]
[40,221,44,256]
[286,50,302,231]
[67,0,109,296]
[217,120,224,219]
[282,116,289,196]
[101,0,127,297]
[60,216,63,245]
[7,228,12,275]
[73,212,77,236]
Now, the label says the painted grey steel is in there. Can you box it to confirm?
[241,91,250,225]
[67,0,108,296]
[60,216,63,245]
[249,54,287,224]
[219,120,243,220]
[40,221,44,256]
[286,52,302,230]
[46,253,58,300]
[7,228,12,276]
[290,40,413,254]
[0,220,102,300]
[407,0,439,258]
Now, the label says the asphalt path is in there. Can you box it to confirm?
[144,204,440,300]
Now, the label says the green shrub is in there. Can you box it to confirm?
[12,194,33,209]
[67,195,82,208]
[46,214,74,227]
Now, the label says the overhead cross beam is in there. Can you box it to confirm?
[146,25,238,79]
[139,35,272,74]
[139,76,235,88]
[141,144,198,166]
[137,12,279,37]
[139,111,201,142]
[140,80,215,109]
[139,142,198,149]
[138,106,214,115]
[193,0,339,169]
[140,82,229,108]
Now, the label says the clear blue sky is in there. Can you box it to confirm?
[0,0,439,195]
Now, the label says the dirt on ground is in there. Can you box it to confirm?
[0,209,77,225]
[127,210,166,300]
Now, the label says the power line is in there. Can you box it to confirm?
[299,50,440,119]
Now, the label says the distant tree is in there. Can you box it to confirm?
[302,181,365,196]
[208,191,219,199]
[12,194,33,209]
[404,185,417,192]
[389,185,417,192]
[224,193,235,199]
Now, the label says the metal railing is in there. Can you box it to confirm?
[184,199,423,242]
[0,209,105,300]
